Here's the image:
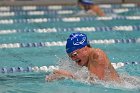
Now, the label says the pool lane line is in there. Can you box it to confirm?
[0,61,139,73]
[0,7,140,17]
[0,16,140,24]
[0,3,138,12]
[0,38,140,49]
[0,25,140,35]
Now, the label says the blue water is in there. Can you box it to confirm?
[0,4,140,93]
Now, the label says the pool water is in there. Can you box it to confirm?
[0,4,140,93]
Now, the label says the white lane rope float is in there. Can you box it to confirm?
[0,7,140,17]
[0,61,139,74]
[0,25,140,35]
[0,16,140,24]
[0,38,140,49]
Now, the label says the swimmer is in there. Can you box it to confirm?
[77,0,105,16]
[46,32,120,82]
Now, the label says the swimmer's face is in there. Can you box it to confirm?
[78,3,90,10]
[68,46,89,66]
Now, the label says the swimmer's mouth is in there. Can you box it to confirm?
[75,59,81,63]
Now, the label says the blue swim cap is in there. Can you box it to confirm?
[80,0,94,5]
[66,32,88,53]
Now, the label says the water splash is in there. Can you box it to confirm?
[57,58,140,90]
[120,74,140,89]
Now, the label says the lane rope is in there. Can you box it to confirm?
[0,7,140,17]
[0,16,140,24]
[0,4,138,12]
[0,25,140,35]
[0,61,139,74]
[0,38,139,49]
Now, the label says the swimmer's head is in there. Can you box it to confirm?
[78,0,94,5]
[66,32,89,53]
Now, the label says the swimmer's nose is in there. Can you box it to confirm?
[71,56,77,61]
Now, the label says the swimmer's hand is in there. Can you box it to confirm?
[45,69,75,82]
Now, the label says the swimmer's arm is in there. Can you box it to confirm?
[53,69,75,78]
[91,5,105,16]
[45,69,76,82]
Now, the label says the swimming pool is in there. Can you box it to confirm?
[0,3,140,93]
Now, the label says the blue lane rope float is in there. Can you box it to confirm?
[0,25,140,35]
[0,61,139,73]
[0,16,140,24]
[0,38,139,49]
